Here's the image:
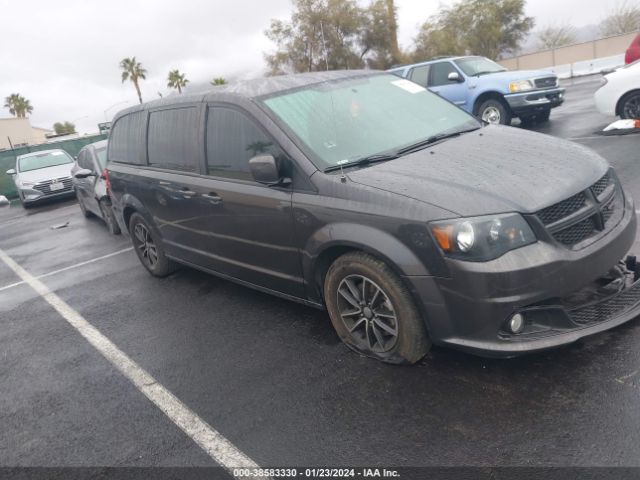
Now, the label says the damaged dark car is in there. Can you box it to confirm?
[106,71,639,364]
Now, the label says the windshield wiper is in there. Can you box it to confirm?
[396,127,481,156]
[324,153,399,173]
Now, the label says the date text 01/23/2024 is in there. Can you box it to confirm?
[232,468,400,478]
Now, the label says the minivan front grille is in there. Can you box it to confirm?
[553,217,597,246]
[538,192,587,225]
[535,172,623,249]
[591,173,611,198]
[534,76,558,88]
[33,176,73,195]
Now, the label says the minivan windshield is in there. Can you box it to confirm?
[262,74,480,169]
[18,151,74,172]
[454,56,507,76]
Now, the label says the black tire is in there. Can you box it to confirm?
[324,252,430,364]
[129,212,177,277]
[619,91,640,119]
[519,115,536,127]
[537,109,551,122]
[76,190,92,218]
[99,199,121,235]
[19,192,31,209]
[478,98,512,125]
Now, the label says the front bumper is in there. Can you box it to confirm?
[504,87,565,116]
[407,192,638,357]
[20,187,74,204]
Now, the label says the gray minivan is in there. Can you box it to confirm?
[106,71,640,364]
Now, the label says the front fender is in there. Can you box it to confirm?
[302,222,433,287]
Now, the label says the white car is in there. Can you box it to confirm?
[6,149,75,208]
[594,60,640,119]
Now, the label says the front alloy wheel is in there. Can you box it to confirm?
[324,252,430,364]
[337,275,399,353]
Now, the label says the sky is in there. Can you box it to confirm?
[0,0,619,135]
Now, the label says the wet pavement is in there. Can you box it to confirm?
[1,77,640,471]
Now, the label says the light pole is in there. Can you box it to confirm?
[104,101,129,122]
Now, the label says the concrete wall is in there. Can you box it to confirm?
[499,31,638,76]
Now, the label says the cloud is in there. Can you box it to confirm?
[0,0,608,135]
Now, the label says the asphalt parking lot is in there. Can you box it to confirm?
[1,77,640,474]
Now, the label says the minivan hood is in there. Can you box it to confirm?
[17,163,74,184]
[346,125,608,218]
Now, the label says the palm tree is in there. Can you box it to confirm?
[4,93,33,118]
[120,57,147,104]
[211,77,227,86]
[167,69,189,94]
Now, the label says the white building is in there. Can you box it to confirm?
[0,117,53,150]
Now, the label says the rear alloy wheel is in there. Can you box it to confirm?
[478,98,512,125]
[99,199,121,235]
[324,252,430,364]
[76,190,92,218]
[129,213,176,277]
[620,91,640,119]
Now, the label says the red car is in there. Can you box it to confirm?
[625,33,640,64]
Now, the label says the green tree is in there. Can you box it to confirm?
[167,69,189,94]
[211,77,228,85]
[52,121,76,135]
[361,0,404,68]
[537,25,576,50]
[3,93,33,118]
[264,0,402,74]
[412,0,534,61]
[120,57,147,104]
[600,1,640,36]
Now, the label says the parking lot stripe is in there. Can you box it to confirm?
[0,247,134,293]
[0,247,261,474]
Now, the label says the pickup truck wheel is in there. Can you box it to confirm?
[324,252,430,364]
[537,109,551,122]
[478,99,512,125]
[99,199,121,235]
[129,213,176,277]
[620,91,640,119]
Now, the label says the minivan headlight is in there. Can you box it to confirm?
[508,80,534,93]
[430,213,536,261]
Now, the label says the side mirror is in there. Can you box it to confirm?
[448,71,461,82]
[249,155,290,186]
[0,195,9,207]
[6,169,15,175]
[74,168,95,179]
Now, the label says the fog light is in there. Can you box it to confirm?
[508,313,525,334]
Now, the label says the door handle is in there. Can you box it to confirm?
[202,193,223,204]
[180,188,197,198]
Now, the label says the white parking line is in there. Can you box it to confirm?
[0,247,261,475]
[0,247,134,293]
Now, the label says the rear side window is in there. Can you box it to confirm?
[408,65,430,87]
[147,107,200,172]
[109,112,146,164]
[206,107,276,181]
